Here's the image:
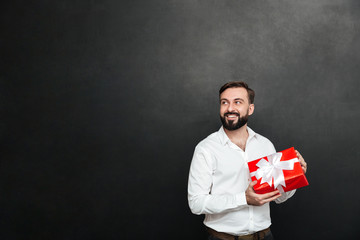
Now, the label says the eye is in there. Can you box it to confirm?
[221,101,228,105]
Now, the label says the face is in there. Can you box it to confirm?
[219,87,254,131]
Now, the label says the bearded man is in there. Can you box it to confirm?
[187,81,307,240]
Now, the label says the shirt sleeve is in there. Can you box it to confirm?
[187,146,248,215]
[274,189,296,203]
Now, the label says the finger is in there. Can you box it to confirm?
[301,160,307,167]
[263,192,282,203]
[302,162,307,174]
[259,189,280,199]
[298,156,306,167]
[295,150,303,160]
[298,158,307,174]
[299,158,306,166]
[295,150,307,168]
[258,191,282,205]
[249,180,257,188]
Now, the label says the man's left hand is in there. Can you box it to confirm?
[295,150,307,174]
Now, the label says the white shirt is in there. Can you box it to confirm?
[187,126,295,235]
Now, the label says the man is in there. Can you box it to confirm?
[187,81,307,240]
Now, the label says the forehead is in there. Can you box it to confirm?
[220,87,249,101]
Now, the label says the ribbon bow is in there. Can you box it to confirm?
[251,152,299,191]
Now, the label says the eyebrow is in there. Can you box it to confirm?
[220,98,245,101]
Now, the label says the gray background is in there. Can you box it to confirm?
[1,0,359,239]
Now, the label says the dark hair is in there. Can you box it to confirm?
[219,81,255,104]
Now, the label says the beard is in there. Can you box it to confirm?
[220,111,249,131]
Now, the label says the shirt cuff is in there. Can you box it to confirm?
[236,192,248,206]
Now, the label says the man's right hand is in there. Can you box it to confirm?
[245,181,281,206]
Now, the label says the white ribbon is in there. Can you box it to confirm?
[251,152,299,191]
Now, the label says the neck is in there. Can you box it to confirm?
[224,124,249,150]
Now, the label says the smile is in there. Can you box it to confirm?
[225,113,240,120]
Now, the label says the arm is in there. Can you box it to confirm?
[187,146,248,215]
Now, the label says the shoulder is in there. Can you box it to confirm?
[190,131,220,168]
[195,131,221,151]
[248,127,276,155]
[254,132,274,147]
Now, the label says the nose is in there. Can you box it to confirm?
[227,102,234,112]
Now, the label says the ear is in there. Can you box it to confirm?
[248,104,255,116]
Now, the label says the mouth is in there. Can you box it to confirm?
[225,112,239,120]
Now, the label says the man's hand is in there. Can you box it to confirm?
[295,150,307,174]
[245,181,281,206]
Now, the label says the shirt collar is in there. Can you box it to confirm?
[219,125,257,146]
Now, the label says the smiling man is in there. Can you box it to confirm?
[187,81,307,240]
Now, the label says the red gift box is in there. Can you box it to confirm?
[247,147,309,194]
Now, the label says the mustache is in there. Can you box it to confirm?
[224,112,240,117]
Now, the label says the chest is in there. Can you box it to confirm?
[210,143,273,183]
[211,147,249,179]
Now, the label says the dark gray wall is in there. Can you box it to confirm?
[1,0,359,239]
